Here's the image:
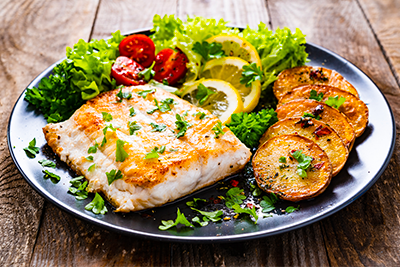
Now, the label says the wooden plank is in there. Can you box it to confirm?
[30,0,177,266]
[90,0,178,40]
[268,0,400,265]
[0,0,99,266]
[358,0,400,85]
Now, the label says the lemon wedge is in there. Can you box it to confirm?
[180,79,243,124]
[206,35,262,67]
[200,57,261,112]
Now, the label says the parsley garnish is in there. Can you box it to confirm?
[129,107,136,117]
[191,208,223,222]
[116,88,132,102]
[286,205,300,213]
[144,146,166,159]
[159,208,193,230]
[101,124,119,147]
[193,111,206,119]
[240,63,263,87]
[88,163,96,172]
[291,149,313,178]
[260,193,278,212]
[195,83,216,105]
[279,156,287,163]
[303,112,320,120]
[232,203,259,224]
[212,121,225,138]
[68,176,88,200]
[186,198,207,207]
[138,61,155,81]
[106,169,123,185]
[309,89,324,101]
[23,138,40,158]
[192,41,225,61]
[115,139,129,162]
[175,114,192,138]
[221,187,246,208]
[150,122,166,132]
[226,109,278,148]
[148,98,178,114]
[101,112,113,122]
[192,216,209,227]
[42,170,60,183]
[162,79,169,85]
[137,88,156,99]
[88,141,99,153]
[38,159,56,168]
[128,121,141,135]
[85,193,107,215]
[325,96,346,109]
[85,155,93,161]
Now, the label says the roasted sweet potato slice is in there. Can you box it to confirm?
[253,134,332,201]
[278,84,368,137]
[259,118,348,176]
[273,66,359,100]
[276,99,356,150]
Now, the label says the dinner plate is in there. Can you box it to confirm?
[7,29,395,243]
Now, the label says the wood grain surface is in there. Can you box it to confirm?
[1,0,400,266]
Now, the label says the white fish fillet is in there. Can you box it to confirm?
[43,85,251,212]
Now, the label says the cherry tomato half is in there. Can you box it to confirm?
[111,56,146,86]
[119,34,155,67]
[153,48,188,85]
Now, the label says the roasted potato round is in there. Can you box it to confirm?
[259,118,348,176]
[253,134,332,202]
[276,99,356,150]
[278,84,369,137]
[273,66,359,101]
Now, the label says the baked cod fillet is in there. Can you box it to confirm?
[43,85,251,212]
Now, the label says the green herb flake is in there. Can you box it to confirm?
[193,111,206,119]
[212,121,225,138]
[192,216,209,227]
[85,155,94,161]
[38,159,56,168]
[88,163,96,172]
[191,208,223,222]
[115,139,129,162]
[260,194,278,213]
[285,205,300,213]
[88,141,99,154]
[68,176,88,200]
[85,193,108,215]
[129,107,136,117]
[232,203,259,224]
[195,83,216,105]
[309,89,324,101]
[116,88,132,102]
[144,146,166,159]
[150,122,167,132]
[137,88,156,99]
[303,112,320,120]
[106,169,123,185]
[128,121,141,135]
[101,112,113,122]
[221,187,246,208]
[291,149,313,178]
[240,63,263,87]
[42,170,61,183]
[159,208,193,230]
[138,61,156,82]
[325,96,346,109]
[279,156,287,163]
[186,198,207,207]
[192,41,225,61]
[175,114,192,138]
[23,138,40,158]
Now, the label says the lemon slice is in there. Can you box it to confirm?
[206,35,262,67]
[180,79,243,124]
[200,57,261,112]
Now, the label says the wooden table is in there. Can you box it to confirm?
[1,0,399,265]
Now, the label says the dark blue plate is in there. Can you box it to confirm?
[7,29,395,243]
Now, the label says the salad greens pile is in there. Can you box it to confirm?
[25,31,124,122]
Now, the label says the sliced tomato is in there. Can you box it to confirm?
[153,48,188,85]
[111,56,146,86]
[119,34,155,67]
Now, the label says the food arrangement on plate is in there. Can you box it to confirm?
[22,15,368,230]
